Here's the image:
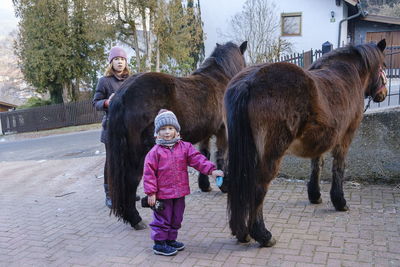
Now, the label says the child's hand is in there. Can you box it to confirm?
[148,194,156,206]
[211,170,224,179]
[104,93,115,108]
[109,93,115,101]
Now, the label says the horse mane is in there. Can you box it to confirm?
[309,43,384,73]
[193,42,244,79]
[354,43,385,73]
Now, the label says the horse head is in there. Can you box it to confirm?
[208,41,247,79]
[365,39,388,103]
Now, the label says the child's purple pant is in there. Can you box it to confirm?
[150,197,185,241]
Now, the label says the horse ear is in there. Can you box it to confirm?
[377,39,386,52]
[240,41,248,54]
[216,43,221,47]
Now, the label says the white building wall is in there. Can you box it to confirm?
[201,0,350,57]
[278,0,348,53]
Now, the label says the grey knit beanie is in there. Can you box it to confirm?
[154,109,181,136]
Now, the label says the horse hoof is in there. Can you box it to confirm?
[237,234,251,243]
[260,237,276,247]
[309,197,322,204]
[200,186,212,192]
[260,237,276,248]
[133,221,147,230]
[335,204,349,212]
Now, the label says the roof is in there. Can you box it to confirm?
[0,101,18,108]
[344,0,358,6]
[361,14,400,26]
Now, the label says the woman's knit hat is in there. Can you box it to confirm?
[154,109,181,136]
[108,46,127,63]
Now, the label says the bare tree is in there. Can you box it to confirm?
[108,0,204,74]
[223,0,291,64]
[109,0,156,72]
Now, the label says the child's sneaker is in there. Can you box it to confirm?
[166,240,185,251]
[153,241,177,256]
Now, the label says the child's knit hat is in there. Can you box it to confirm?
[154,109,181,136]
[108,46,127,63]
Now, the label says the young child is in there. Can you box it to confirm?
[143,109,224,256]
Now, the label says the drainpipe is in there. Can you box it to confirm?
[337,2,368,48]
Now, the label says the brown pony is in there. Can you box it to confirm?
[224,40,387,247]
[107,41,247,229]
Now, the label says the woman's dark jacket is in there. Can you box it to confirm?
[92,74,127,143]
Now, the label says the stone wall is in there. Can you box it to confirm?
[279,107,400,183]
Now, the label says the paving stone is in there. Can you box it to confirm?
[1,156,399,266]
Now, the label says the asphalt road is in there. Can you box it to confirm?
[0,129,105,161]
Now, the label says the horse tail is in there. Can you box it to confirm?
[225,79,257,239]
[107,91,143,223]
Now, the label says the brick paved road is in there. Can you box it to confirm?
[1,155,399,266]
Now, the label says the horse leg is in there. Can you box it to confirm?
[108,147,146,230]
[330,146,349,211]
[198,139,212,192]
[249,187,276,247]
[248,159,280,247]
[127,166,147,230]
[215,126,228,193]
[307,156,324,204]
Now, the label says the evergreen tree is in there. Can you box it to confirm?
[187,0,205,70]
[67,0,112,100]
[154,0,205,75]
[13,0,111,103]
[14,0,69,103]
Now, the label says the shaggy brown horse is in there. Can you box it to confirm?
[224,40,387,247]
[107,41,247,229]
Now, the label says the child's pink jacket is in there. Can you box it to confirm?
[143,140,216,199]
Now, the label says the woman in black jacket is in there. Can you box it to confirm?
[92,47,135,209]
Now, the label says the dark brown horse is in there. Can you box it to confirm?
[224,40,388,247]
[107,41,247,229]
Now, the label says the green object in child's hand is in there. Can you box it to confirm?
[216,176,223,187]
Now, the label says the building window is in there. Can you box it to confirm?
[281,13,302,36]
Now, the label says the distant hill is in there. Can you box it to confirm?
[0,7,18,36]
[0,31,43,106]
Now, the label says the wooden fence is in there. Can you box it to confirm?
[274,47,400,109]
[273,49,323,68]
[0,100,102,134]
[385,46,400,78]
[275,46,400,78]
